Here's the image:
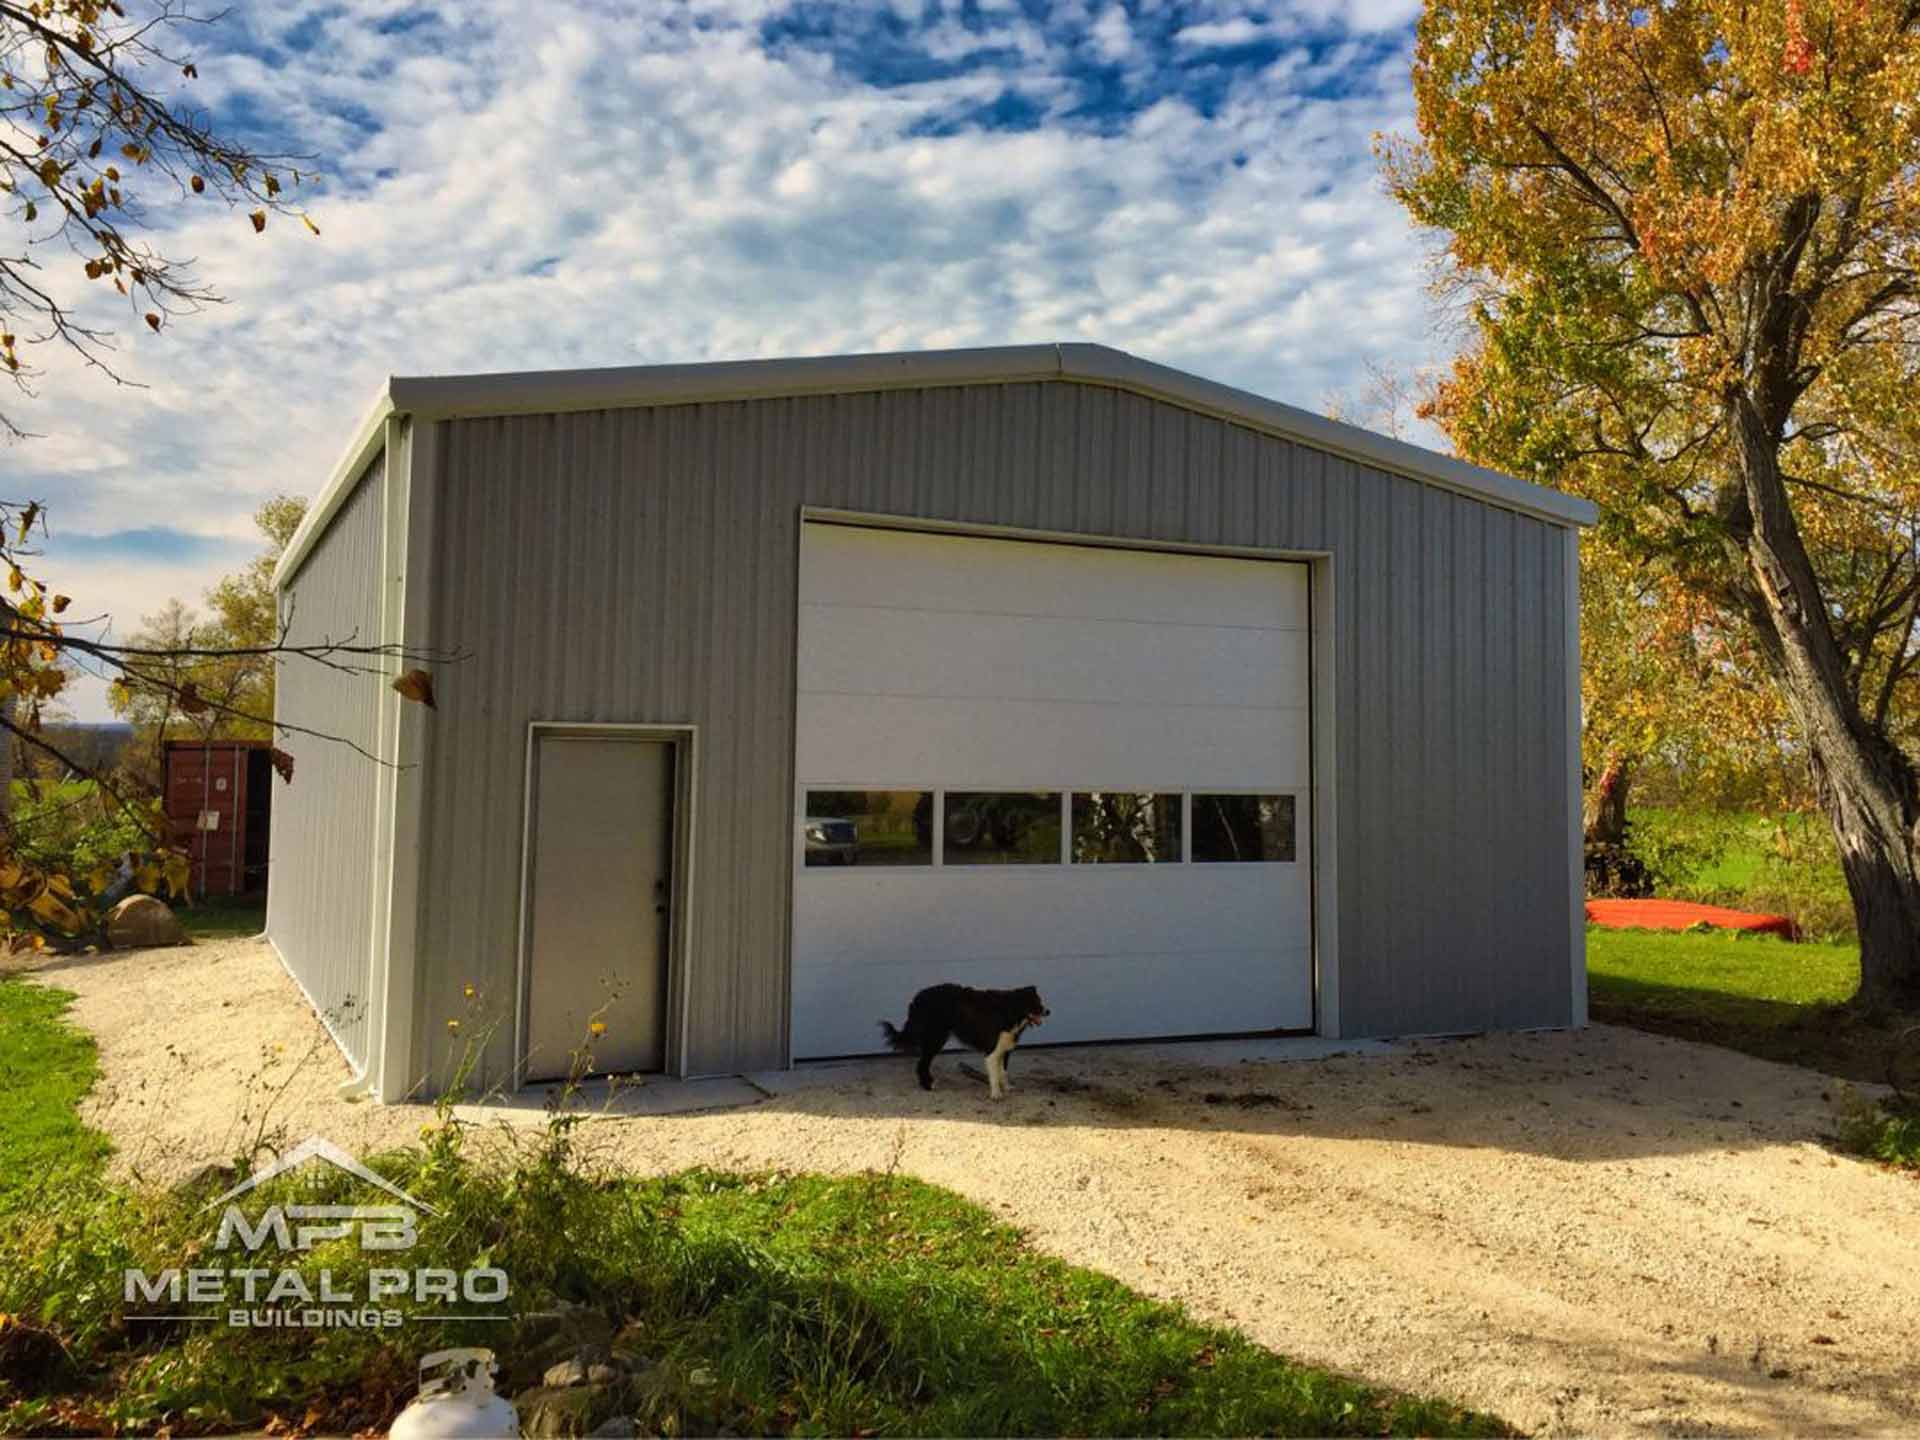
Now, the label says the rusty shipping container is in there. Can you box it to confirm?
[163,739,274,898]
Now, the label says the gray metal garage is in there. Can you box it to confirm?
[266,343,1596,1101]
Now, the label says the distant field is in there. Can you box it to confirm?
[1632,806,1770,889]
[1631,805,1854,940]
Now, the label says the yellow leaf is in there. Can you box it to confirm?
[248,209,266,233]
[392,669,437,709]
[301,213,320,236]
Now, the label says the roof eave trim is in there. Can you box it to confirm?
[386,344,1067,421]
[274,386,395,591]
[1054,344,1597,528]
[292,343,1595,548]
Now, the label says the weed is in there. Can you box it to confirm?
[1832,1085,1920,1173]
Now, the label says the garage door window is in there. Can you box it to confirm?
[1192,794,1297,863]
[1071,792,1181,864]
[943,791,1062,865]
[803,790,933,867]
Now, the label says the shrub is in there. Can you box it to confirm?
[1832,1085,1920,1172]
[9,781,150,887]
[1584,839,1653,897]
[1627,808,1740,893]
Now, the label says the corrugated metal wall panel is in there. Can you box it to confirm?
[267,453,385,1068]
[407,381,1576,1088]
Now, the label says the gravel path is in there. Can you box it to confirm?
[31,937,1920,1436]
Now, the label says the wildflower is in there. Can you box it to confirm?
[447,1018,460,1034]
[463,983,476,1000]
[589,1020,607,1037]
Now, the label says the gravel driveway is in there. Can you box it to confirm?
[32,937,1920,1436]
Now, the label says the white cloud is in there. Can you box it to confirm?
[12,1,1447,720]
[1173,17,1271,48]
[1089,5,1134,62]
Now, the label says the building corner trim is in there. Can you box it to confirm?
[1565,526,1588,1027]
[369,418,437,1102]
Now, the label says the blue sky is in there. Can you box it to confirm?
[28,0,1441,720]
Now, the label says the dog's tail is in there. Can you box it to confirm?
[878,1019,916,1052]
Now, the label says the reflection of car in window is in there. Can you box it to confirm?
[804,816,859,866]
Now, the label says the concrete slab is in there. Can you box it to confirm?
[747,1034,1397,1097]
[453,1074,768,1126]
[456,1036,1399,1122]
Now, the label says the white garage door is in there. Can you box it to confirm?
[791,522,1313,1058]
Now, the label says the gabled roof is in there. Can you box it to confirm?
[277,342,1594,589]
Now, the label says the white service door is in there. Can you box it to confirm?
[791,523,1313,1058]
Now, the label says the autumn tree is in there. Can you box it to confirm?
[1,0,318,436]
[1579,530,1808,837]
[3,499,443,941]
[1383,0,1920,1008]
[109,493,305,781]
[0,2,352,940]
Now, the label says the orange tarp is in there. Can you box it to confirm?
[1584,898,1799,941]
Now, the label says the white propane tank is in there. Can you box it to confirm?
[389,1348,520,1440]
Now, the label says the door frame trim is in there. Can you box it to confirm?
[513,721,699,1085]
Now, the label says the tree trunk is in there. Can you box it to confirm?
[1583,752,1632,846]
[1726,394,1920,1012]
[1808,742,1920,1009]
[0,695,12,832]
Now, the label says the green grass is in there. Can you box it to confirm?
[0,974,1505,1438]
[173,894,266,942]
[1629,805,1857,940]
[1588,925,1860,1015]
[0,980,111,1208]
[1584,925,1920,1085]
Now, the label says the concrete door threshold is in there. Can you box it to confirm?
[452,1073,768,1125]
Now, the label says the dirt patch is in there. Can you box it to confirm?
[1200,1089,1305,1111]
[33,939,1920,1436]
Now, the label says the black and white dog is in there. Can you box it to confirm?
[880,983,1050,1099]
